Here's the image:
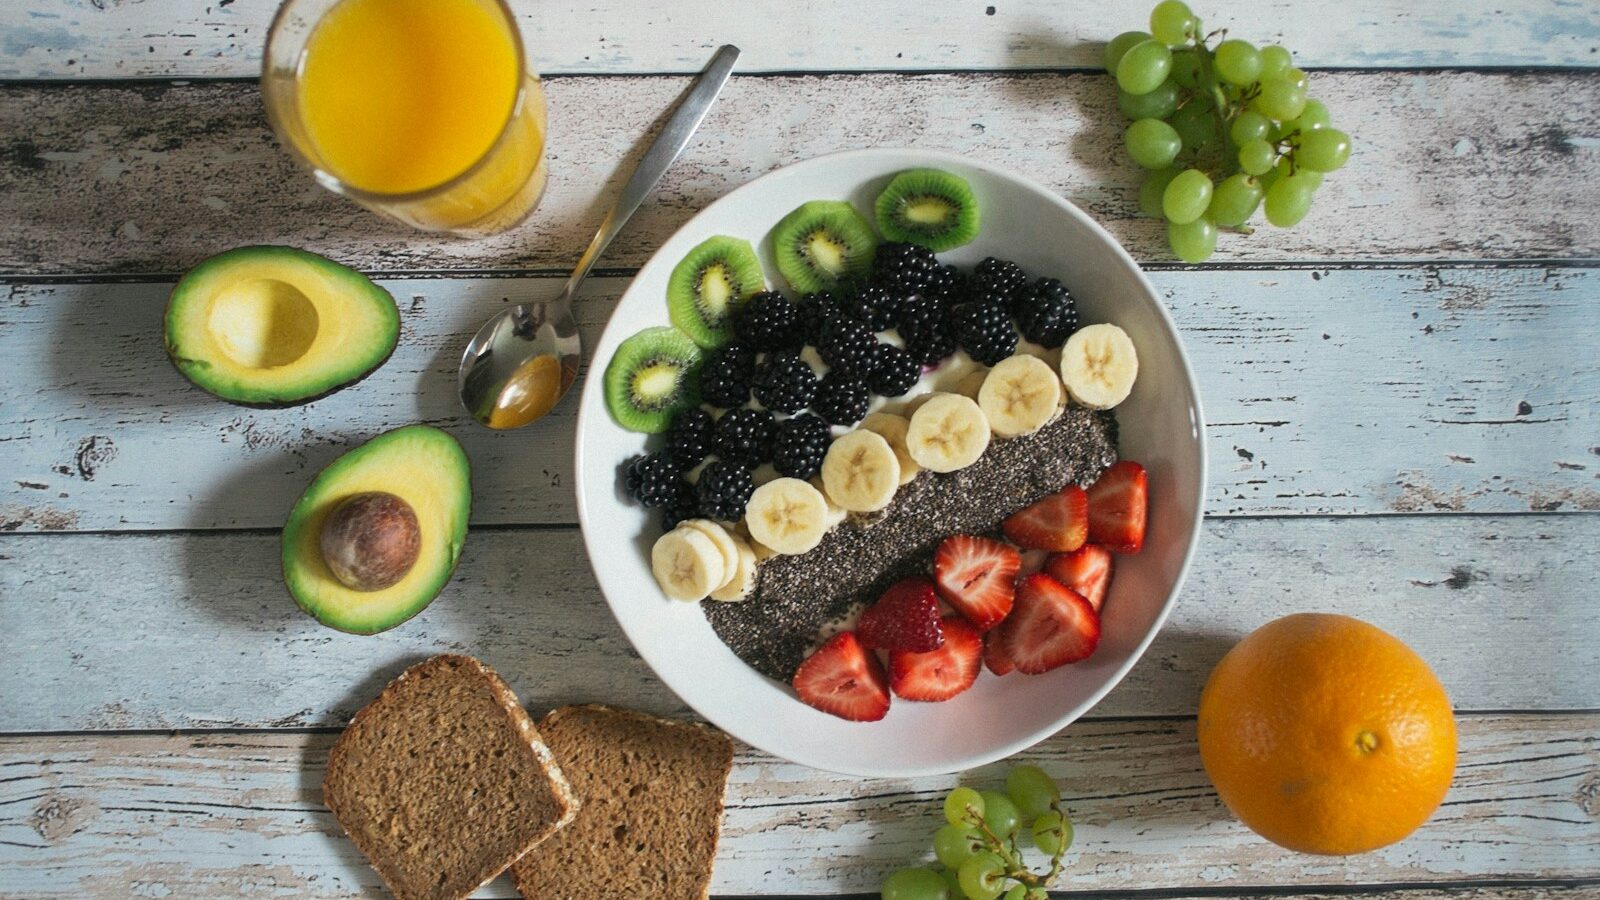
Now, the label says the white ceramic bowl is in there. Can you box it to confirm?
[575,149,1205,776]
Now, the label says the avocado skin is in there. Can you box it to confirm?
[164,245,400,408]
[281,425,472,635]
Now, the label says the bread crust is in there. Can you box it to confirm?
[323,655,579,900]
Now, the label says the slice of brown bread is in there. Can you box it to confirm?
[509,705,735,900]
[323,655,578,900]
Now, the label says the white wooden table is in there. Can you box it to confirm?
[2,2,1598,897]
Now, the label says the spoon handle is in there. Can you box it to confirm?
[557,44,740,303]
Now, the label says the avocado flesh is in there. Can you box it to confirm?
[165,246,399,407]
[282,425,471,634]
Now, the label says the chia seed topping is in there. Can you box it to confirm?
[702,405,1119,681]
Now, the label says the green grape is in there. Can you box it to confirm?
[1229,110,1272,146]
[1264,174,1317,227]
[1294,98,1331,131]
[1149,0,1197,46]
[1125,118,1182,169]
[1118,79,1180,120]
[1208,174,1263,226]
[1237,139,1276,176]
[1003,886,1028,900]
[978,791,1021,839]
[1162,168,1213,224]
[1252,77,1307,121]
[1030,809,1075,856]
[882,867,952,900]
[1283,67,1310,90]
[1004,765,1060,821]
[944,786,986,826]
[933,824,986,869]
[1116,39,1173,95]
[1138,168,1181,218]
[1169,48,1203,89]
[957,853,1006,900]
[1277,157,1325,189]
[1258,44,1293,79]
[1295,127,1351,171]
[1213,39,1262,86]
[1170,101,1219,150]
[1169,216,1218,262]
[940,869,964,895]
[1103,30,1153,74]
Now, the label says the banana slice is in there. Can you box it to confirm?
[1061,323,1138,410]
[678,519,741,591]
[954,367,989,401]
[860,412,921,485]
[809,478,850,528]
[651,527,727,601]
[906,392,991,473]
[744,477,829,555]
[708,533,759,602]
[978,354,1064,438]
[820,429,901,513]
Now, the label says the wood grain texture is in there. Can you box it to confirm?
[2,267,1594,532]
[2,72,1598,276]
[0,715,1594,897]
[2,0,1597,79]
[1,516,1594,732]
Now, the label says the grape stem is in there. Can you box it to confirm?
[961,801,1069,890]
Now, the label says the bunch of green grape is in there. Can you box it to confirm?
[879,765,1072,900]
[1108,0,1353,262]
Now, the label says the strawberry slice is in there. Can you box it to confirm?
[983,629,1016,676]
[933,535,1021,631]
[1000,573,1101,674]
[857,577,944,652]
[792,631,891,722]
[1002,485,1089,552]
[1086,460,1148,553]
[1044,544,1115,612]
[889,616,983,702]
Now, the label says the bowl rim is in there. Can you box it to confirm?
[573,147,1207,775]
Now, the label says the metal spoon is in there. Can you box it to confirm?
[458,44,741,429]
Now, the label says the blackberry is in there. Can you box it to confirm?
[812,371,871,427]
[866,343,920,397]
[972,257,1029,302]
[771,412,831,481]
[796,291,844,344]
[698,342,756,409]
[696,460,755,522]
[817,316,875,375]
[840,283,900,331]
[897,293,958,365]
[660,481,701,531]
[951,301,1018,366]
[1012,277,1080,348]
[714,407,776,467]
[733,291,805,352]
[872,242,946,296]
[623,452,682,508]
[665,407,715,469]
[752,353,818,414]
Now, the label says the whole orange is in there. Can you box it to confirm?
[1197,613,1457,855]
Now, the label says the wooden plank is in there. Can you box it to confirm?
[1,72,1597,276]
[0,715,1593,896]
[0,516,1593,732]
[2,0,1597,79]
[2,267,1594,532]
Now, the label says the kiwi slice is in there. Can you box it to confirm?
[604,326,703,433]
[771,200,879,294]
[874,168,980,252]
[668,235,766,348]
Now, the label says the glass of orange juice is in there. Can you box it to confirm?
[262,0,547,236]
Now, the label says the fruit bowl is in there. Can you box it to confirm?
[575,148,1206,776]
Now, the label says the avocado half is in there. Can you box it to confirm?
[165,246,399,407]
[282,425,471,634]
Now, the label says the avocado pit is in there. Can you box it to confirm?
[319,491,421,591]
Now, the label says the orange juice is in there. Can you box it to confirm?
[265,0,548,234]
